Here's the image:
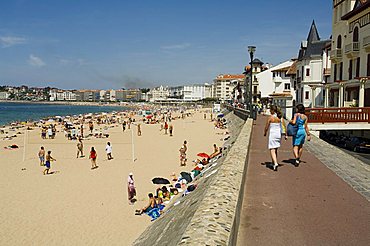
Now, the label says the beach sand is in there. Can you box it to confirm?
[0,109,225,245]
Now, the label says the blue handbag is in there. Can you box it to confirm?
[286,123,298,136]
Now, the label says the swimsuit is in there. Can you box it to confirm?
[45,161,50,168]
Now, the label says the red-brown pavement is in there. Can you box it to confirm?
[236,115,370,246]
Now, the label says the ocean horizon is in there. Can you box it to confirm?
[0,102,126,126]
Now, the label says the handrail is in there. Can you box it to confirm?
[305,107,370,124]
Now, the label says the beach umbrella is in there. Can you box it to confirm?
[217,113,224,118]
[152,177,170,185]
[146,115,153,119]
[180,172,192,183]
[197,152,210,159]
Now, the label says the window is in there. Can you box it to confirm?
[306,68,310,76]
[301,67,304,80]
[334,64,337,81]
[284,83,291,90]
[254,76,257,82]
[339,62,343,81]
[337,35,342,49]
[349,60,353,80]
[305,91,309,100]
[353,26,359,42]
[356,57,360,78]
[253,86,257,94]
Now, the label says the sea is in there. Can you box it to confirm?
[0,102,126,126]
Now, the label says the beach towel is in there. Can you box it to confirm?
[146,208,161,221]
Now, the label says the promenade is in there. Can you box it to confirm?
[236,115,370,246]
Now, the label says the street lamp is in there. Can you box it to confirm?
[248,46,256,113]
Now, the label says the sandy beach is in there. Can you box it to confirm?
[0,108,225,245]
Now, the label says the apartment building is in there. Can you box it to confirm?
[295,21,331,107]
[213,74,244,102]
[49,90,76,101]
[329,0,370,107]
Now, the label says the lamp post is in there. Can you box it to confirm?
[248,46,256,113]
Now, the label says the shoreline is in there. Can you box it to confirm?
[0,103,128,128]
[0,99,128,107]
[0,101,163,127]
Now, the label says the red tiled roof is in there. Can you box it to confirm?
[216,74,245,80]
[269,92,293,98]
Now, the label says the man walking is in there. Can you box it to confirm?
[43,150,56,175]
[76,138,84,158]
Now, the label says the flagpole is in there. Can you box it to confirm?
[22,129,27,162]
[131,127,135,163]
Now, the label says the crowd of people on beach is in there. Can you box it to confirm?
[1,104,229,223]
[132,111,227,221]
[132,138,225,220]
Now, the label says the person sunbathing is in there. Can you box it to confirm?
[135,193,157,215]
[193,158,209,165]
[161,186,171,201]
[209,144,221,159]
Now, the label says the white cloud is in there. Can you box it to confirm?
[28,54,46,67]
[0,36,27,48]
[161,43,191,50]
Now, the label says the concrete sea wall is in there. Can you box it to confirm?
[133,111,252,246]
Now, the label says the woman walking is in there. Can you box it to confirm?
[264,105,285,171]
[89,147,98,169]
[290,104,311,167]
[127,172,136,205]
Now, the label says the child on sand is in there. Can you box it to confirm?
[89,147,98,169]
[43,150,56,175]
[169,124,173,136]
[105,142,113,160]
[179,140,188,166]
[38,146,45,166]
[164,122,168,134]
[137,123,142,136]
[89,121,94,134]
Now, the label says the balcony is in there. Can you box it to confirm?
[273,76,283,83]
[345,42,360,58]
[330,49,342,63]
[363,36,370,52]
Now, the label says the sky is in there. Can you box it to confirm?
[0,0,333,90]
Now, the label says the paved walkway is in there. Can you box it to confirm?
[236,115,370,246]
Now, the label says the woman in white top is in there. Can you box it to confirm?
[264,105,286,171]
